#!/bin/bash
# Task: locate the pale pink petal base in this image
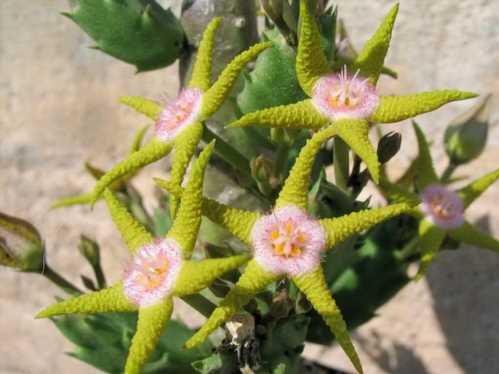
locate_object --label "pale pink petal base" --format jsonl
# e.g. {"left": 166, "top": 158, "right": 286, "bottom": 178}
{"left": 312, "top": 68, "right": 379, "bottom": 120}
{"left": 123, "top": 238, "right": 183, "bottom": 307}
{"left": 251, "top": 206, "right": 326, "bottom": 276}
{"left": 155, "top": 88, "right": 203, "bottom": 142}
{"left": 420, "top": 185, "right": 465, "bottom": 229}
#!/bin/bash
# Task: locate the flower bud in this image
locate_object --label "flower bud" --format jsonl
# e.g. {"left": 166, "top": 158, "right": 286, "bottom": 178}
{"left": 377, "top": 131, "right": 402, "bottom": 164}
{"left": 78, "top": 235, "right": 100, "bottom": 267}
{"left": 251, "top": 154, "right": 279, "bottom": 194}
{"left": 444, "top": 94, "right": 491, "bottom": 165}
{"left": 0, "top": 212, "right": 44, "bottom": 272}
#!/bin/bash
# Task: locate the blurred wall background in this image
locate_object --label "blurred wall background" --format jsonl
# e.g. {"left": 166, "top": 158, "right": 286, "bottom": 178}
{"left": 1, "top": 0, "right": 499, "bottom": 373}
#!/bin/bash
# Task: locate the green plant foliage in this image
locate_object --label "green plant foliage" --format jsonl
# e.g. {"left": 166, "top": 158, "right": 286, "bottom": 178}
{"left": 306, "top": 216, "right": 415, "bottom": 345}
{"left": 237, "top": 29, "right": 307, "bottom": 114}
{"left": 52, "top": 313, "right": 212, "bottom": 373}
{"left": 63, "top": 0, "right": 184, "bottom": 71}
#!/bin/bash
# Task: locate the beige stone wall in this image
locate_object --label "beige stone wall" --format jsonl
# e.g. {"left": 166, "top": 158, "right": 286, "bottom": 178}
{"left": 1, "top": 0, "right": 499, "bottom": 373}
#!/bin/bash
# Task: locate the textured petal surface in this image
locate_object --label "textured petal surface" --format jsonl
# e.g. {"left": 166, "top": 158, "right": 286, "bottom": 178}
{"left": 169, "top": 122, "right": 204, "bottom": 217}
{"left": 173, "top": 255, "right": 249, "bottom": 296}
{"left": 155, "top": 178, "right": 260, "bottom": 245}
{"left": 334, "top": 119, "right": 380, "bottom": 183}
{"left": 293, "top": 268, "right": 363, "bottom": 374}
{"left": 370, "top": 91, "right": 477, "bottom": 124}
{"left": 120, "top": 96, "right": 162, "bottom": 120}
{"left": 36, "top": 283, "right": 136, "bottom": 318}
{"left": 449, "top": 222, "right": 499, "bottom": 253}
{"left": 188, "top": 17, "right": 222, "bottom": 91}
{"left": 93, "top": 139, "right": 173, "bottom": 200}
{"left": 124, "top": 298, "right": 173, "bottom": 374}
{"left": 229, "top": 99, "right": 329, "bottom": 130}
{"left": 103, "top": 190, "right": 153, "bottom": 253}
{"left": 415, "top": 219, "right": 446, "bottom": 279}
{"left": 321, "top": 203, "right": 410, "bottom": 249}
{"left": 413, "top": 122, "right": 439, "bottom": 190}
{"left": 167, "top": 142, "right": 214, "bottom": 258}
{"left": 276, "top": 126, "right": 337, "bottom": 209}
{"left": 296, "top": 0, "right": 330, "bottom": 95}
{"left": 184, "top": 260, "right": 279, "bottom": 349}
{"left": 353, "top": 4, "right": 398, "bottom": 84}
{"left": 200, "top": 42, "right": 272, "bottom": 119}
{"left": 457, "top": 168, "right": 499, "bottom": 208}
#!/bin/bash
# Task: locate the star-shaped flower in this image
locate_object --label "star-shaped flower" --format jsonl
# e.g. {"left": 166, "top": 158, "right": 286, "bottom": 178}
{"left": 36, "top": 142, "right": 250, "bottom": 374}
{"left": 88, "top": 17, "right": 271, "bottom": 209}
{"left": 228, "top": 0, "right": 476, "bottom": 183}
{"left": 157, "top": 124, "right": 412, "bottom": 374}
{"left": 383, "top": 122, "right": 499, "bottom": 278}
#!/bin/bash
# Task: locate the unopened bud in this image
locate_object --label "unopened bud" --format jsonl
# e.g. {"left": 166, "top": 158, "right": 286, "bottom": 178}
{"left": 0, "top": 212, "right": 44, "bottom": 272}
{"left": 444, "top": 94, "right": 491, "bottom": 165}
{"left": 78, "top": 235, "right": 100, "bottom": 267}
{"left": 251, "top": 155, "right": 278, "bottom": 194}
{"left": 377, "top": 131, "right": 402, "bottom": 164}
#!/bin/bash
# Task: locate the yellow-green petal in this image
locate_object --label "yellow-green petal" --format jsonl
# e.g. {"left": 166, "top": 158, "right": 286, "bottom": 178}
{"left": 167, "top": 142, "right": 214, "bottom": 258}
{"left": 379, "top": 176, "right": 420, "bottom": 205}
{"left": 296, "top": 0, "right": 330, "bottom": 95}
{"left": 188, "top": 17, "right": 222, "bottom": 91}
{"left": 412, "top": 121, "right": 439, "bottom": 190}
{"left": 448, "top": 222, "right": 499, "bottom": 253}
{"left": 321, "top": 203, "right": 410, "bottom": 249}
{"left": 129, "top": 125, "right": 150, "bottom": 154}
{"left": 51, "top": 192, "right": 95, "bottom": 209}
{"left": 124, "top": 298, "right": 173, "bottom": 374}
{"left": 120, "top": 96, "right": 162, "bottom": 121}
{"left": 276, "top": 126, "right": 337, "bottom": 209}
{"left": 370, "top": 91, "right": 478, "bottom": 124}
{"left": 93, "top": 139, "right": 173, "bottom": 200}
{"left": 103, "top": 189, "right": 153, "bottom": 253}
{"left": 184, "top": 259, "right": 279, "bottom": 349}
{"left": 200, "top": 42, "right": 272, "bottom": 120}
{"left": 155, "top": 178, "right": 260, "bottom": 245}
{"left": 36, "top": 283, "right": 136, "bottom": 318}
{"left": 173, "top": 255, "right": 250, "bottom": 296}
{"left": 353, "top": 4, "right": 398, "bottom": 84}
{"left": 292, "top": 268, "right": 363, "bottom": 374}
{"left": 334, "top": 119, "right": 380, "bottom": 184}
{"left": 457, "top": 168, "right": 499, "bottom": 209}
{"left": 415, "top": 219, "right": 446, "bottom": 279}
{"left": 169, "top": 122, "right": 204, "bottom": 218}
{"left": 228, "top": 99, "right": 329, "bottom": 130}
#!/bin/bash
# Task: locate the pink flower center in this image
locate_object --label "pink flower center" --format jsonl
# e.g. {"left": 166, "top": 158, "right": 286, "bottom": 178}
{"left": 327, "top": 69, "right": 365, "bottom": 109}
{"left": 420, "top": 185, "right": 464, "bottom": 229}
{"left": 269, "top": 220, "right": 308, "bottom": 258}
{"left": 130, "top": 253, "right": 170, "bottom": 291}
{"left": 251, "top": 206, "right": 326, "bottom": 276}
{"left": 155, "top": 88, "right": 203, "bottom": 141}
{"left": 123, "top": 239, "right": 182, "bottom": 306}
{"left": 312, "top": 66, "right": 379, "bottom": 120}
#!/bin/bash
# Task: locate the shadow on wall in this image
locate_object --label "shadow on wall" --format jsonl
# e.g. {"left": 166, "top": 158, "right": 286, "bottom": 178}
{"left": 427, "top": 215, "right": 499, "bottom": 374}
{"left": 357, "top": 331, "right": 430, "bottom": 374}
{"left": 353, "top": 215, "right": 499, "bottom": 374}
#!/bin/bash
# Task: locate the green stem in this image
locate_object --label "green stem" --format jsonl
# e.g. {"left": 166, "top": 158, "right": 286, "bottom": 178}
{"left": 181, "top": 294, "right": 217, "bottom": 318}
{"left": 333, "top": 137, "right": 349, "bottom": 191}
{"left": 441, "top": 161, "right": 457, "bottom": 184}
{"left": 42, "top": 265, "right": 81, "bottom": 295}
